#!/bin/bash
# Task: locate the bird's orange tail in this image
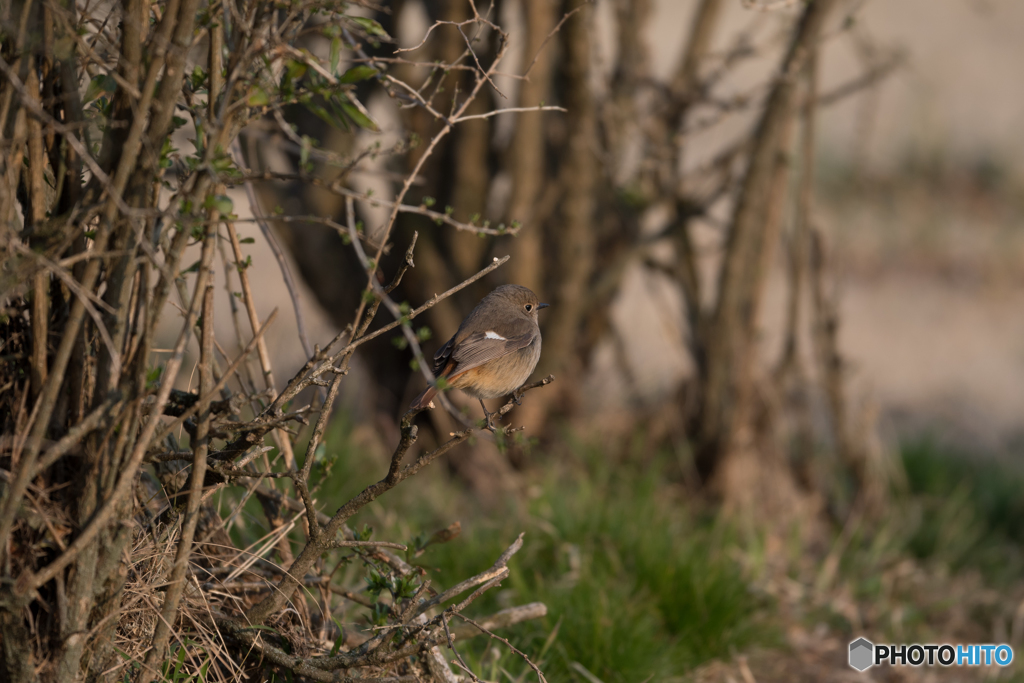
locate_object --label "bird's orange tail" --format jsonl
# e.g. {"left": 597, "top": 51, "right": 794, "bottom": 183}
{"left": 410, "top": 385, "right": 437, "bottom": 410}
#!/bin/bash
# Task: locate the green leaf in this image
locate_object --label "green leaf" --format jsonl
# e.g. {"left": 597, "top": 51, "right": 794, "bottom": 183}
{"left": 339, "top": 65, "right": 378, "bottom": 84}
{"left": 210, "top": 149, "right": 241, "bottom": 181}
{"left": 284, "top": 60, "right": 308, "bottom": 85}
{"left": 395, "top": 575, "right": 419, "bottom": 599}
{"left": 330, "top": 37, "right": 343, "bottom": 75}
{"left": 305, "top": 100, "right": 345, "bottom": 130}
{"left": 351, "top": 16, "right": 390, "bottom": 39}
{"left": 300, "top": 135, "right": 312, "bottom": 168}
{"left": 329, "top": 617, "right": 347, "bottom": 656}
{"left": 239, "top": 237, "right": 255, "bottom": 244}
{"left": 159, "top": 138, "right": 177, "bottom": 170}
{"left": 83, "top": 74, "right": 117, "bottom": 104}
{"left": 247, "top": 87, "right": 270, "bottom": 107}
{"left": 339, "top": 100, "right": 378, "bottom": 131}
{"left": 369, "top": 602, "right": 389, "bottom": 626}
{"left": 203, "top": 194, "right": 233, "bottom": 214}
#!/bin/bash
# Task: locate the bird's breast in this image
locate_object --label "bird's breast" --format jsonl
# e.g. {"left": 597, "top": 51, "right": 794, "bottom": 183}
{"left": 451, "top": 337, "right": 541, "bottom": 399}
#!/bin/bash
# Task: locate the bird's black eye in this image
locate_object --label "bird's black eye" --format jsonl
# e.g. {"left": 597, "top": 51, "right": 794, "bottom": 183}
{"left": 525, "top": 304, "right": 533, "bottom": 312}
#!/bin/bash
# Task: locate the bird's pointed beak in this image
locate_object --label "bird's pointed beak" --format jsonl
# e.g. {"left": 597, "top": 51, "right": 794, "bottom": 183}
{"left": 537, "top": 303, "right": 550, "bottom": 310}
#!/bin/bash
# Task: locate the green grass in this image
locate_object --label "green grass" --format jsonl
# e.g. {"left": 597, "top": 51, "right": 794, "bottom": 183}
{"left": 899, "top": 437, "right": 1024, "bottom": 584}
{"left": 807, "top": 438, "right": 1024, "bottom": 646}
{"left": 209, "top": 420, "right": 1024, "bottom": 681}
{"left": 287, "top": 421, "right": 773, "bottom": 681}
{"left": 405, "top": 443, "right": 773, "bottom": 682}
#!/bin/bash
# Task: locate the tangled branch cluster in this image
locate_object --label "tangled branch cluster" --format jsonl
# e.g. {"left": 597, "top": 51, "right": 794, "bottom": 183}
{"left": 0, "top": 0, "right": 557, "bottom": 680}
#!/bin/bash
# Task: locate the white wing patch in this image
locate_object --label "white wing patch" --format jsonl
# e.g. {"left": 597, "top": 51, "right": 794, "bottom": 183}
{"left": 484, "top": 331, "right": 506, "bottom": 340}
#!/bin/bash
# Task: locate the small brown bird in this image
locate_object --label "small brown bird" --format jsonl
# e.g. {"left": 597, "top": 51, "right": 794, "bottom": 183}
{"left": 410, "top": 284, "right": 548, "bottom": 428}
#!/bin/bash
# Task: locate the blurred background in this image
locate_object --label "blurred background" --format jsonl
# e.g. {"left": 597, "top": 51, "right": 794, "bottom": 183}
{"left": 183, "top": 0, "right": 1024, "bottom": 471}
{"left": 161, "top": 0, "right": 1024, "bottom": 679}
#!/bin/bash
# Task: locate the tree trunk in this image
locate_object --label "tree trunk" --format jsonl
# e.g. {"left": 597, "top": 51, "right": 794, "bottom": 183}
{"left": 504, "top": 0, "right": 558, "bottom": 294}
{"left": 695, "top": 0, "right": 838, "bottom": 482}
{"left": 514, "top": 0, "right": 598, "bottom": 430}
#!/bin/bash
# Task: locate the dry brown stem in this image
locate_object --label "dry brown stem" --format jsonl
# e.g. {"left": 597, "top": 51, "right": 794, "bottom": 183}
{"left": 0, "top": 3, "right": 551, "bottom": 680}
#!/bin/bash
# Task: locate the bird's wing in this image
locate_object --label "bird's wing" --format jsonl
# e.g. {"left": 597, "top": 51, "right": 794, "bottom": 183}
{"left": 432, "top": 335, "right": 456, "bottom": 376}
{"left": 447, "top": 327, "right": 537, "bottom": 377}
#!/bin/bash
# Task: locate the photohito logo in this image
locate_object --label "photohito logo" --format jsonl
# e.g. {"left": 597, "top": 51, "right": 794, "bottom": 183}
{"left": 849, "top": 638, "right": 1013, "bottom": 671}
{"left": 849, "top": 638, "right": 873, "bottom": 671}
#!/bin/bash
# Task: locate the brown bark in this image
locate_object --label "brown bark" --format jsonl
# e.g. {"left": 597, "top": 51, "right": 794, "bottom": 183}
{"left": 449, "top": 94, "right": 491, "bottom": 277}
{"left": 670, "top": 0, "right": 724, "bottom": 320}
{"left": 673, "top": 0, "right": 724, "bottom": 99}
{"left": 695, "top": 0, "right": 838, "bottom": 478}
{"left": 25, "top": 60, "right": 50, "bottom": 405}
{"left": 517, "top": 0, "right": 597, "bottom": 429}
{"left": 505, "top": 0, "right": 558, "bottom": 293}
{"left": 615, "top": 0, "right": 722, "bottom": 375}
{"left": 777, "top": 48, "right": 818, "bottom": 385}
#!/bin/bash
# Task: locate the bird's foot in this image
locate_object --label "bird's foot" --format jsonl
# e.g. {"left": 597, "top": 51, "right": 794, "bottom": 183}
{"left": 479, "top": 400, "right": 500, "bottom": 433}
{"left": 511, "top": 389, "right": 523, "bottom": 406}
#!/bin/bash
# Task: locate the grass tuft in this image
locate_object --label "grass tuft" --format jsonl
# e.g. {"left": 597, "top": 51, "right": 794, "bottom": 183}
{"left": 900, "top": 437, "right": 1024, "bottom": 584}
{"left": 413, "top": 445, "right": 773, "bottom": 682}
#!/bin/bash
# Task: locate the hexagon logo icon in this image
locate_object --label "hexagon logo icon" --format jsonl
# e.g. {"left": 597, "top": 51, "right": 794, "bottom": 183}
{"left": 849, "top": 638, "right": 874, "bottom": 671}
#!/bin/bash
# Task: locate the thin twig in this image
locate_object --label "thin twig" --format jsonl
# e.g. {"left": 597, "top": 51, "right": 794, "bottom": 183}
{"left": 231, "top": 139, "right": 315, "bottom": 360}
{"left": 458, "top": 614, "right": 548, "bottom": 683}
{"left": 452, "top": 104, "right": 566, "bottom": 122}
{"left": 141, "top": 285, "right": 216, "bottom": 682}
{"left": 12, "top": 242, "right": 122, "bottom": 380}
{"left": 151, "top": 309, "right": 279, "bottom": 447}
{"left": 416, "top": 533, "right": 523, "bottom": 615}
{"left": 521, "top": 1, "right": 593, "bottom": 79}
{"left": 236, "top": 172, "right": 520, "bottom": 236}
{"left": 272, "top": 254, "right": 510, "bottom": 412}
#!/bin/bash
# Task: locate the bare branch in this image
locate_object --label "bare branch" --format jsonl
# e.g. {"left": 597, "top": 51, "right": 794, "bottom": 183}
{"left": 272, "top": 254, "right": 510, "bottom": 411}
{"left": 416, "top": 534, "right": 523, "bottom": 615}
{"left": 151, "top": 309, "right": 279, "bottom": 447}
{"left": 451, "top": 104, "right": 566, "bottom": 123}
{"left": 140, "top": 285, "right": 216, "bottom": 683}
{"left": 232, "top": 140, "right": 315, "bottom": 360}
